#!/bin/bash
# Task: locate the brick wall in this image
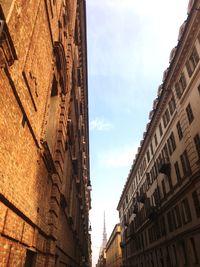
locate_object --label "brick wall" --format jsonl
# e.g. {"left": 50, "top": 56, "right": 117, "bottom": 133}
{"left": 0, "top": 0, "right": 91, "bottom": 266}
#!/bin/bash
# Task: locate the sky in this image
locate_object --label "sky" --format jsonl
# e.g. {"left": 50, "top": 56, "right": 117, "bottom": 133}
{"left": 86, "top": 0, "right": 189, "bottom": 265}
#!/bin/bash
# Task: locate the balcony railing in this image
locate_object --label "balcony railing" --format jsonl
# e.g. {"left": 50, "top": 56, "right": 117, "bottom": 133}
{"left": 158, "top": 158, "right": 171, "bottom": 175}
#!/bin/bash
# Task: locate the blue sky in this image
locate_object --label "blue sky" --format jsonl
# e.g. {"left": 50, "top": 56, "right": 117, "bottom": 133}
{"left": 86, "top": 0, "right": 189, "bottom": 265}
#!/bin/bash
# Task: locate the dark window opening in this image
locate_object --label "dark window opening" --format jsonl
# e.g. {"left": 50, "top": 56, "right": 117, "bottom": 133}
{"left": 176, "top": 121, "right": 183, "bottom": 140}
{"left": 24, "top": 250, "right": 36, "bottom": 267}
{"left": 194, "top": 133, "right": 200, "bottom": 160}
{"left": 180, "top": 150, "right": 191, "bottom": 177}
{"left": 159, "top": 123, "right": 163, "bottom": 137}
{"left": 174, "top": 161, "right": 181, "bottom": 183}
{"left": 181, "top": 198, "right": 192, "bottom": 224}
{"left": 186, "top": 46, "right": 199, "bottom": 77}
{"left": 190, "top": 237, "right": 198, "bottom": 264}
{"left": 186, "top": 103, "right": 194, "bottom": 124}
{"left": 192, "top": 190, "right": 200, "bottom": 218}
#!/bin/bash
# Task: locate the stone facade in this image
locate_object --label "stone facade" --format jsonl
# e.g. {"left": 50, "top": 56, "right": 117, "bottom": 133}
{"left": 117, "top": 0, "right": 200, "bottom": 267}
{"left": 106, "top": 224, "right": 122, "bottom": 267}
{"left": 0, "top": 0, "right": 91, "bottom": 266}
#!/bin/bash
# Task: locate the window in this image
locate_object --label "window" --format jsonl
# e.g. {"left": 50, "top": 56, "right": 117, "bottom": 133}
{"left": 167, "top": 132, "right": 176, "bottom": 155}
{"left": 181, "top": 198, "right": 192, "bottom": 224}
{"left": 190, "top": 237, "right": 198, "bottom": 264}
{"left": 160, "top": 216, "right": 166, "bottom": 236}
{"left": 180, "top": 240, "right": 187, "bottom": 265}
{"left": 176, "top": 121, "right": 183, "bottom": 140}
{"left": 175, "top": 73, "right": 187, "bottom": 100}
{"left": 173, "top": 205, "right": 182, "bottom": 228}
{"left": 168, "top": 95, "right": 176, "bottom": 115}
{"left": 180, "top": 150, "right": 191, "bottom": 177}
{"left": 174, "top": 161, "right": 181, "bottom": 183}
{"left": 163, "top": 144, "right": 169, "bottom": 159}
{"left": 163, "top": 108, "right": 170, "bottom": 128}
{"left": 186, "top": 103, "right": 194, "bottom": 124}
{"left": 24, "top": 250, "right": 36, "bottom": 267}
{"left": 161, "top": 180, "right": 166, "bottom": 197}
{"left": 186, "top": 46, "right": 199, "bottom": 77}
{"left": 154, "top": 133, "right": 158, "bottom": 147}
{"left": 172, "top": 244, "right": 178, "bottom": 266}
{"left": 159, "top": 123, "right": 163, "bottom": 137}
{"left": 179, "top": 73, "right": 187, "bottom": 91}
{"left": 167, "top": 211, "right": 174, "bottom": 232}
{"left": 150, "top": 142, "right": 153, "bottom": 155}
{"left": 147, "top": 149, "right": 150, "bottom": 162}
{"left": 194, "top": 134, "right": 200, "bottom": 160}
{"left": 192, "top": 190, "right": 200, "bottom": 218}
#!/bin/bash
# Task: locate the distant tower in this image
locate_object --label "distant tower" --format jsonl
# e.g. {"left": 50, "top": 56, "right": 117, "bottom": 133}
{"left": 99, "top": 211, "right": 107, "bottom": 256}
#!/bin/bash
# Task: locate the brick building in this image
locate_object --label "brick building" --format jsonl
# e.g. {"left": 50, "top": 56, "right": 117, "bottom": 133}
{"left": 0, "top": 0, "right": 91, "bottom": 266}
{"left": 117, "top": 0, "right": 200, "bottom": 266}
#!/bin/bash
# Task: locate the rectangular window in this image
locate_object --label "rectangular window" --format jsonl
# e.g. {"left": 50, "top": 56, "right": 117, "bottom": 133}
{"left": 186, "top": 46, "right": 199, "bottom": 77}
{"left": 147, "top": 149, "right": 150, "bottom": 162}
{"left": 163, "top": 144, "right": 169, "bottom": 159}
{"left": 167, "top": 132, "right": 176, "bottom": 155}
{"left": 150, "top": 142, "right": 153, "bottom": 155}
{"left": 181, "top": 198, "right": 192, "bottom": 224}
{"left": 159, "top": 123, "right": 163, "bottom": 137}
{"left": 179, "top": 73, "right": 187, "bottom": 91}
{"left": 161, "top": 180, "right": 166, "bottom": 197}
{"left": 194, "top": 134, "right": 200, "bottom": 160}
{"left": 174, "top": 161, "right": 181, "bottom": 182}
{"left": 180, "top": 150, "right": 191, "bottom": 177}
{"left": 24, "top": 250, "right": 36, "bottom": 267}
{"left": 176, "top": 121, "right": 183, "bottom": 140}
{"left": 186, "top": 103, "right": 194, "bottom": 124}
{"left": 180, "top": 240, "right": 187, "bottom": 265}
{"left": 168, "top": 95, "right": 176, "bottom": 115}
{"left": 192, "top": 190, "right": 200, "bottom": 218}
{"left": 173, "top": 205, "right": 182, "bottom": 228}
{"left": 160, "top": 216, "right": 166, "bottom": 236}
{"left": 154, "top": 133, "right": 158, "bottom": 147}
{"left": 175, "top": 83, "right": 181, "bottom": 99}
{"left": 167, "top": 211, "right": 174, "bottom": 232}
{"left": 172, "top": 244, "right": 178, "bottom": 266}
{"left": 190, "top": 237, "right": 199, "bottom": 264}
{"left": 175, "top": 73, "right": 187, "bottom": 99}
{"left": 163, "top": 108, "right": 170, "bottom": 128}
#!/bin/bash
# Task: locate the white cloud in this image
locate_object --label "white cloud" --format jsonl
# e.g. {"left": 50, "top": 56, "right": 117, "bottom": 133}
{"left": 90, "top": 118, "right": 113, "bottom": 131}
{"left": 98, "top": 144, "right": 137, "bottom": 168}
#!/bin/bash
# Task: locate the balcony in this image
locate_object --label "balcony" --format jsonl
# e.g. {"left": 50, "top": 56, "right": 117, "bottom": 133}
{"left": 137, "top": 192, "right": 146, "bottom": 203}
{"left": 158, "top": 159, "right": 171, "bottom": 175}
{"left": 146, "top": 206, "right": 157, "bottom": 220}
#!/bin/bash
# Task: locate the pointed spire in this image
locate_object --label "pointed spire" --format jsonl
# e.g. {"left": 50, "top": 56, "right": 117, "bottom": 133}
{"left": 103, "top": 211, "right": 107, "bottom": 242}
{"left": 99, "top": 211, "right": 107, "bottom": 257}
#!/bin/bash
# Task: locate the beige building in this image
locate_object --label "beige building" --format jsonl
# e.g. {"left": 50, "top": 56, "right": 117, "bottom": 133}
{"left": 117, "top": 0, "right": 200, "bottom": 266}
{"left": 106, "top": 224, "right": 122, "bottom": 267}
{"left": 0, "top": 0, "right": 91, "bottom": 266}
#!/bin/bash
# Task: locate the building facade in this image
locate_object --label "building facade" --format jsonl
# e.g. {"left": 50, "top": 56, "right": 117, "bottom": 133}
{"left": 106, "top": 224, "right": 122, "bottom": 267}
{"left": 0, "top": 0, "right": 91, "bottom": 266}
{"left": 117, "top": 0, "right": 200, "bottom": 266}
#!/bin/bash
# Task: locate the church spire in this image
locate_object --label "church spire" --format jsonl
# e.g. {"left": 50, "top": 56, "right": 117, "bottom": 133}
{"left": 99, "top": 211, "right": 107, "bottom": 257}
{"left": 103, "top": 211, "right": 107, "bottom": 243}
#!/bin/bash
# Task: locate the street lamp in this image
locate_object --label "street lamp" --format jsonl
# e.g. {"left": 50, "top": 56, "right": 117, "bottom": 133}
{"left": 87, "top": 180, "right": 92, "bottom": 191}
